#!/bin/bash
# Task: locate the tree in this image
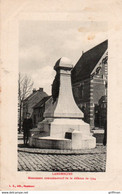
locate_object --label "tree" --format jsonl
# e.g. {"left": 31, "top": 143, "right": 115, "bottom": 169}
{"left": 18, "top": 73, "right": 34, "bottom": 133}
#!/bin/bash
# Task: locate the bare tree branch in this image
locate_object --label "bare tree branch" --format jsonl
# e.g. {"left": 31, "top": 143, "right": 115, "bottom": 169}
{"left": 18, "top": 73, "right": 34, "bottom": 101}
{"left": 18, "top": 73, "right": 34, "bottom": 132}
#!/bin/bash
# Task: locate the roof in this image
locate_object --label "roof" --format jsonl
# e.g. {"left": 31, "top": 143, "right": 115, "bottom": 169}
{"left": 33, "top": 96, "right": 51, "bottom": 109}
{"left": 23, "top": 92, "right": 35, "bottom": 101}
{"left": 71, "top": 40, "right": 108, "bottom": 84}
{"left": 23, "top": 89, "right": 48, "bottom": 102}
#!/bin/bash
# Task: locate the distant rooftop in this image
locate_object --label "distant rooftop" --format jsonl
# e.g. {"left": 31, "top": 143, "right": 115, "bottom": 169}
{"left": 24, "top": 88, "right": 48, "bottom": 102}
{"left": 33, "top": 96, "right": 51, "bottom": 109}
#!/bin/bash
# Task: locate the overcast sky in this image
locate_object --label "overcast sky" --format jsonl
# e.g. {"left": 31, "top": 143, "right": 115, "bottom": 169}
{"left": 19, "top": 21, "right": 107, "bottom": 95}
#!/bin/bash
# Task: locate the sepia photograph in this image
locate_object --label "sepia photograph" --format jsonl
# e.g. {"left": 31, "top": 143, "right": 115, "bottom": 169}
{"left": 1, "top": 0, "right": 122, "bottom": 191}
{"left": 18, "top": 21, "right": 108, "bottom": 172}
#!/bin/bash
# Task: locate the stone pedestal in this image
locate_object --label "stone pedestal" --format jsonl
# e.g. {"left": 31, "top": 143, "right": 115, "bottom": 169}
{"left": 53, "top": 57, "right": 83, "bottom": 119}
{"left": 29, "top": 57, "right": 96, "bottom": 149}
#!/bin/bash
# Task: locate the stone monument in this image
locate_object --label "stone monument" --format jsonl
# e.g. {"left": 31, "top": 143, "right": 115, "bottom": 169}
{"left": 29, "top": 57, "right": 96, "bottom": 149}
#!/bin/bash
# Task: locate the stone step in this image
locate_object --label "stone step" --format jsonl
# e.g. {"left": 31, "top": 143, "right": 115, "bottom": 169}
{"left": 29, "top": 133, "right": 96, "bottom": 150}
{"left": 29, "top": 136, "right": 72, "bottom": 150}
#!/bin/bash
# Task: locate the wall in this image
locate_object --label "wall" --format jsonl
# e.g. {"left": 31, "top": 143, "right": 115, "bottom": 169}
{"left": 32, "top": 106, "right": 45, "bottom": 127}
{"left": 72, "top": 63, "right": 107, "bottom": 128}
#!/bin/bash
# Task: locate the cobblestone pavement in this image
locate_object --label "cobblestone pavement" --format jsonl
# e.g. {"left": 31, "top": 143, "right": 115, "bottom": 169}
{"left": 18, "top": 133, "right": 106, "bottom": 172}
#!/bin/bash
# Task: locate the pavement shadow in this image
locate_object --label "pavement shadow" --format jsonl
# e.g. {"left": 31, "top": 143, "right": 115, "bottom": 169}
{"left": 18, "top": 143, "right": 30, "bottom": 148}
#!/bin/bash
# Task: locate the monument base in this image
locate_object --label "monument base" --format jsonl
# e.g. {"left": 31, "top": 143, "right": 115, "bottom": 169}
{"left": 50, "top": 118, "right": 91, "bottom": 138}
{"left": 29, "top": 136, "right": 72, "bottom": 149}
{"left": 29, "top": 134, "right": 96, "bottom": 150}
{"left": 29, "top": 118, "right": 96, "bottom": 150}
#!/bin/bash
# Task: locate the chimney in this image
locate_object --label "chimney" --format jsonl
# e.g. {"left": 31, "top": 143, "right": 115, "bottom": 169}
{"left": 39, "top": 87, "right": 43, "bottom": 92}
{"left": 33, "top": 88, "right": 36, "bottom": 93}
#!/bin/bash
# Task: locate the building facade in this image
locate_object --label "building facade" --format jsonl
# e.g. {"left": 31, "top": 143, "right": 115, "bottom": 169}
{"left": 23, "top": 88, "right": 48, "bottom": 123}
{"left": 71, "top": 40, "right": 108, "bottom": 129}
{"left": 32, "top": 96, "right": 51, "bottom": 127}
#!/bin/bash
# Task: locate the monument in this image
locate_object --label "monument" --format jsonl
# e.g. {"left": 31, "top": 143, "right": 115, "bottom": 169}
{"left": 29, "top": 57, "right": 96, "bottom": 149}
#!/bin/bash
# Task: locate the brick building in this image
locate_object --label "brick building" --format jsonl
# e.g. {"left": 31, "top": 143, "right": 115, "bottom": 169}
{"left": 71, "top": 40, "right": 108, "bottom": 129}
{"left": 23, "top": 88, "right": 48, "bottom": 123}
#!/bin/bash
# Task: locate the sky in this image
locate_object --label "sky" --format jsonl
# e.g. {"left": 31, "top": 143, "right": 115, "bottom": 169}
{"left": 19, "top": 21, "right": 107, "bottom": 95}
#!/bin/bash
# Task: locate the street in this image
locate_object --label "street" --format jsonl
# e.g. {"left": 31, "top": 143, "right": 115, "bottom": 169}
{"left": 18, "top": 133, "right": 106, "bottom": 172}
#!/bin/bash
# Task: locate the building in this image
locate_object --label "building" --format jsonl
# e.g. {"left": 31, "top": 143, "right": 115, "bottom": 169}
{"left": 32, "top": 96, "right": 51, "bottom": 127}
{"left": 23, "top": 88, "right": 48, "bottom": 123}
{"left": 71, "top": 40, "right": 108, "bottom": 129}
